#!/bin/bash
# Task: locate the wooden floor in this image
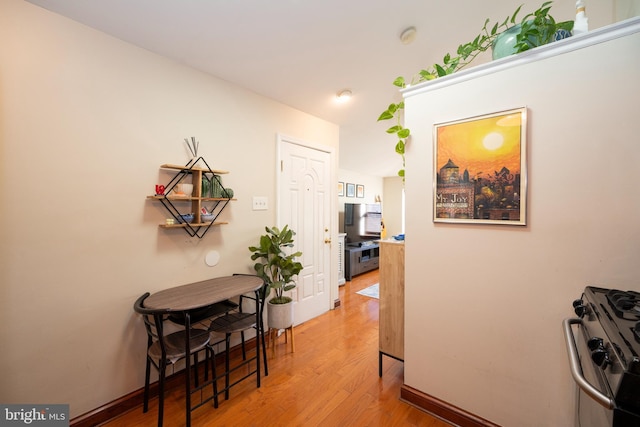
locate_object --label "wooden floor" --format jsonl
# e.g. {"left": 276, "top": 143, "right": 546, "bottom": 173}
{"left": 105, "top": 270, "right": 450, "bottom": 426}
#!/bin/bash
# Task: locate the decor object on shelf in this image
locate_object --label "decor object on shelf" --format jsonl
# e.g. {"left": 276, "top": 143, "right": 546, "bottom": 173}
{"left": 211, "top": 175, "right": 224, "bottom": 198}
{"left": 174, "top": 183, "right": 193, "bottom": 197}
{"left": 377, "top": 1, "right": 572, "bottom": 177}
{"left": 178, "top": 214, "right": 194, "bottom": 223}
{"left": 249, "top": 225, "right": 303, "bottom": 330}
{"left": 201, "top": 175, "right": 211, "bottom": 198}
{"left": 573, "top": 0, "right": 589, "bottom": 35}
{"left": 433, "top": 107, "right": 527, "bottom": 225}
{"left": 184, "top": 136, "right": 201, "bottom": 167}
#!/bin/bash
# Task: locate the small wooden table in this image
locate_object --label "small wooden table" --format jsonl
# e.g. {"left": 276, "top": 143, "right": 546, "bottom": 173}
{"left": 144, "top": 275, "right": 263, "bottom": 426}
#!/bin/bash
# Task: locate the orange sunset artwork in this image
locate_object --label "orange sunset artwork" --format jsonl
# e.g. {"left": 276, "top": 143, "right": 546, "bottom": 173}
{"left": 434, "top": 109, "right": 526, "bottom": 224}
{"left": 436, "top": 112, "right": 522, "bottom": 178}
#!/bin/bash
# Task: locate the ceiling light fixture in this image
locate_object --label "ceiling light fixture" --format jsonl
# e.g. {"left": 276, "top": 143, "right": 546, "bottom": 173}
{"left": 400, "top": 26, "right": 417, "bottom": 45}
{"left": 336, "top": 89, "right": 352, "bottom": 102}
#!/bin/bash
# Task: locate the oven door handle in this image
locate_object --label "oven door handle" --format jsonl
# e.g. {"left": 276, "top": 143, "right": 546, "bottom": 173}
{"left": 563, "top": 318, "right": 614, "bottom": 409}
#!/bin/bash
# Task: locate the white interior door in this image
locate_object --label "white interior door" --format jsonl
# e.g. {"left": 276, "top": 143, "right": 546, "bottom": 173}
{"left": 278, "top": 135, "right": 332, "bottom": 325}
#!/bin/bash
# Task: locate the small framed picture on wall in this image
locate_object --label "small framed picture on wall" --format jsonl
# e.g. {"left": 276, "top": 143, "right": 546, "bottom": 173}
{"left": 338, "top": 181, "right": 344, "bottom": 197}
{"left": 346, "top": 183, "right": 355, "bottom": 197}
{"left": 356, "top": 184, "right": 364, "bottom": 198}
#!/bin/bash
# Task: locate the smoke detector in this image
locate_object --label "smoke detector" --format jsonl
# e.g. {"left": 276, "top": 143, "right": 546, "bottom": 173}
{"left": 400, "top": 26, "right": 417, "bottom": 45}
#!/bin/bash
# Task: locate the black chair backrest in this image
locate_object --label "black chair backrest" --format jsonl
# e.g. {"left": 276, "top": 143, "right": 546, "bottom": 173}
{"left": 233, "top": 273, "right": 268, "bottom": 312}
{"left": 133, "top": 292, "right": 171, "bottom": 357}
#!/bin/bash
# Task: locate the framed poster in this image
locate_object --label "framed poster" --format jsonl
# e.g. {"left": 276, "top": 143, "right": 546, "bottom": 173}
{"left": 338, "top": 181, "right": 344, "bottom": 197}
{"left": 433, "top": 107, "right": 527, "bottom": 225}
{"left": 356, "top": 184, "right": 364, "bottom": 198}
{"left": 346, "top": 183, "right": 355, "bottom": 197}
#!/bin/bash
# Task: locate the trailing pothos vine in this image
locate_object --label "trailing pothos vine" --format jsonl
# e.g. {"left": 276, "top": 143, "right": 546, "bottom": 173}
{"left": 377, "top": 1, "right": 572, "bottom": 177}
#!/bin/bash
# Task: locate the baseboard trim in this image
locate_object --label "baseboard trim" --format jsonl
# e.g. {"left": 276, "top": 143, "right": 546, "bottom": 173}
{"left": 400, "top": 384, "right": 501, "bottom": 427}
{"left": 70, "top": 337, "right": 259, "bottom": 427}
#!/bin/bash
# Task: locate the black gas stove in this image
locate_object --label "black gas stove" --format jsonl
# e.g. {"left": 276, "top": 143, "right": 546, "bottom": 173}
{"left": 564, "top": 286, "right": 640, "bottom": 427}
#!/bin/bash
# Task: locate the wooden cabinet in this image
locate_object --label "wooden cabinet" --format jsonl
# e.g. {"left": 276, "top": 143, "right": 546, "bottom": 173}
{"left": 378, "top": 240, "right": 404, "bottom": 376}
{"left": 147, "top": 157, "right": 234, "bottom": 238}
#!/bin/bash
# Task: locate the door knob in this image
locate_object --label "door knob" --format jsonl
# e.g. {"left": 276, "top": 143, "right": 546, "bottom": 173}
{"left": 324, "top": 238, "right": 332, "bottom": 244}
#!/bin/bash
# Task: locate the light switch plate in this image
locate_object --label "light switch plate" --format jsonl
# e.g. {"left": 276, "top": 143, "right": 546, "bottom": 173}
{"left": 252, "top": 196, "right": 268, "bottom": 211}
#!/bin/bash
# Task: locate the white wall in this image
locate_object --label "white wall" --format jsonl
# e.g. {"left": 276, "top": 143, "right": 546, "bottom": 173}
{"left": 337, "top": 168, "right": 383, "bottom": 233}
{"left": 0, "top": 0, "right": 338, "bottom": 418}
{"left": 383, "top": 176, "right": 404, "bottom": 237}
{"left": 403, "top": 22, "right": 640, "bottom": 426}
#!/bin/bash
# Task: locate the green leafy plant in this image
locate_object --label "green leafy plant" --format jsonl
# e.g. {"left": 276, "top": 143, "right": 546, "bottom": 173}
{"left": 515, "top": 2, "right": 574, "bottom": 51}
{"left": 249, "top": 225, "right": 303, "bottom": 304}
{"left": 378, "top": 1, "right": 572, "bottom": 177}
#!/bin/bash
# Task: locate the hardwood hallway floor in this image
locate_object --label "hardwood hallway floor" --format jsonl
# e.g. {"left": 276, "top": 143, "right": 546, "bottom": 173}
{"left": 107, "top": 270, "right": 450, "bottom": 426}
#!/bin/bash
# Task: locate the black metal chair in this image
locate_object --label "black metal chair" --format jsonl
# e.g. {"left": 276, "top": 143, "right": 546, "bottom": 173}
{"left": 133, "top": 293, "right": 217, "bottom": 427}
{"left": 208, "top": 274, "right": 269, "bottom": 402}
{"left": 233, "top": 274, "right": 269, "bottom": 376}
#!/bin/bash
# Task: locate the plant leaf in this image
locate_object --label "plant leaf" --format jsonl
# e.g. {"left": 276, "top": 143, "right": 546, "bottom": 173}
{"left": 397, "top": 128, "right": 410, "bottom": 138}
{"left": 419, "top": 70, "right": 436, "bottom": 80}
{"left": 377, "top": 110, "right": 393, "bottom": 121}
{"left": 557, "top": 20, "right": 574, "bottom": 31}
{"left": 511, "top": 4, "right": 523, "bottom": 23}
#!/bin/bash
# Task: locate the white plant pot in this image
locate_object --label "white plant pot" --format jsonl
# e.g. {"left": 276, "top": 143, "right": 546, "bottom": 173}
{"left": 267, "top": 300, "right": 294, "bottom": 330}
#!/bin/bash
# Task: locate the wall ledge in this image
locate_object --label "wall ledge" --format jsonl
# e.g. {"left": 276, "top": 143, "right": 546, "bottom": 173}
{"left": 403, "top": 16, "right": 640, "bottom": 99}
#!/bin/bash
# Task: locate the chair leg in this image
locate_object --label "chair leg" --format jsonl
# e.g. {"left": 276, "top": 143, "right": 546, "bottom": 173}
{"left": 157, "top": 360, "right": 166, "bottom": 427}
{"left": 224, "top": 334, "right": 231, "bottom": 400}
{"left": 193, "top": 352, "right": 199, "bottom": 387}
{"left": 143, "top": 358, "right": 151, "bottom": 413}
{"left": 204, "top": 349, "right": 209, "bottom": 381}
{"left": 240, "top": 331, "right": 247, "bottom": 360}
{"left": 209, "top": 347, "right": 219, "bottom": 408}
{"left": 260, "top": 321, "right": 269, "bottom": 376}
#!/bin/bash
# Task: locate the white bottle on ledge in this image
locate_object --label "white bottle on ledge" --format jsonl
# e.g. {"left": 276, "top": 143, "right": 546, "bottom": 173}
{"left": 573, "top": 0, "right": 589, "bottom": 35}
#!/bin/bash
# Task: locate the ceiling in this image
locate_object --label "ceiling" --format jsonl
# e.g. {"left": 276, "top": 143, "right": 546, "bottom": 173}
{"left": 25, "top": 0, "right": 577, "bottom": 177}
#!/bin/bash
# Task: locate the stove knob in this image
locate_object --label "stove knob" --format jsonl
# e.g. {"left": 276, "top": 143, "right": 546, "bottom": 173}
{"left": 572, "top": 299, "right": 586, "bottom": 317}
{"left": 591, "top": 348, "right": 610, "bottom": 368}
{"left": 587, "top": 337, "right": 604, "bottom": 351}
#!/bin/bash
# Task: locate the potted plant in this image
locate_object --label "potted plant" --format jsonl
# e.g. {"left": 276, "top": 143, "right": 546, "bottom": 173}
{"left": 249, "top": 225, "right": 303, "bottom": 329}
{"left": 378, "top": 1, "right": 573, "bottom": 177}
